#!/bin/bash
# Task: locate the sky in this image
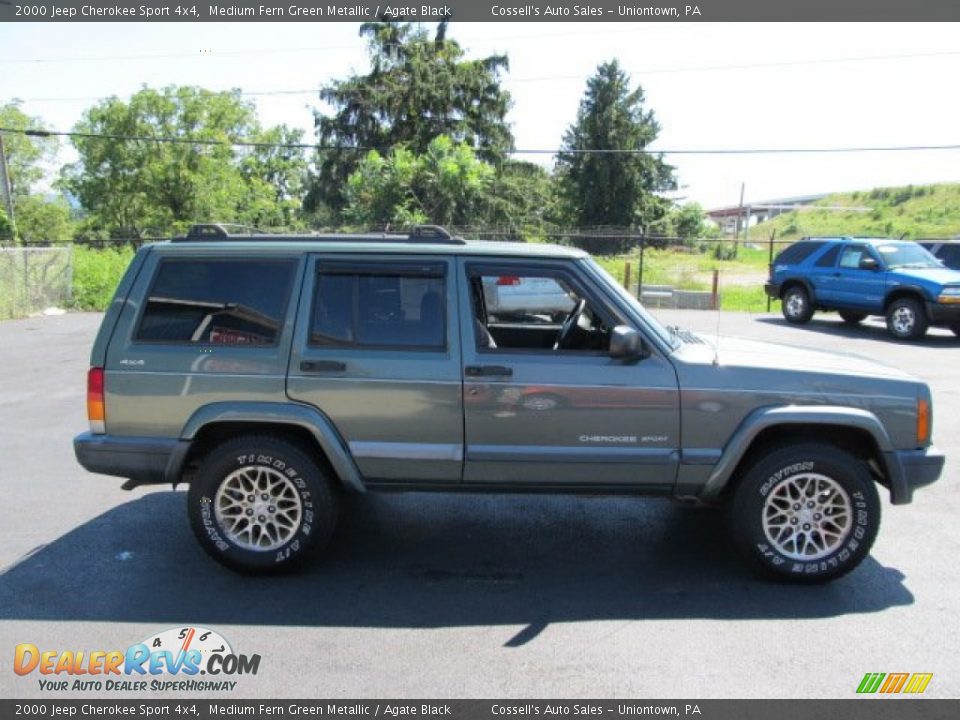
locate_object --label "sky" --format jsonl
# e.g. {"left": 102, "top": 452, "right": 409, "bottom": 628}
{"left": 1, "top": 21, "right": 959, "bottom": 209}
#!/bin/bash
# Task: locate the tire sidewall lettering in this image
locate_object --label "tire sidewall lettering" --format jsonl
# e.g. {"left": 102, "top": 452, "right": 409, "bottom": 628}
{"left": 205, "top": 454, "right": 313, "bottom": 559}
{"left": 750, "top": 456, "right": 876, "bottom": 578}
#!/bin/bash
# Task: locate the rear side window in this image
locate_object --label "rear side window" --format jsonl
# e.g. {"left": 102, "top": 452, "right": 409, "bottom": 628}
{"left": 136, "top": 259, "right": 296, "bottom": 346}
{"left": 935, "top": 244, "right": 960, "bottom": 269}
{"left": 773, "top": 241, "right": 821, "bottom": 266}
{"left": 814, "top": 245, "right": 841, "bottom": 267}
{"left": 311, "top": 263, "right": 446, "bottom": 350}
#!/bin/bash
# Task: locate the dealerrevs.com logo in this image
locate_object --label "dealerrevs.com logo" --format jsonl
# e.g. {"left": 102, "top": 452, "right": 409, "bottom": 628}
{"left": 13, "top": 627, "right": 260, "bottom": 692}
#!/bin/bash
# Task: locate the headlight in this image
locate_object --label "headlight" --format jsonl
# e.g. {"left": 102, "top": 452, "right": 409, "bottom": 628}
{"left": 937, "top": 286, "right": 960, "bottom": 303}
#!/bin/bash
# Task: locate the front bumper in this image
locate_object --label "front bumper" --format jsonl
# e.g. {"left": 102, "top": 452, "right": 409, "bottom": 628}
{"left": 764, "top": 281, "right": 780, "bottom": 299}
{"left": 926, "top": 301, "right": 960, "bottom": 326}
{"left": 883, "top": 445, "right": 945, "bottom": 505}
{"left": 74, "top": 432, "right": 188, "bottom": 488}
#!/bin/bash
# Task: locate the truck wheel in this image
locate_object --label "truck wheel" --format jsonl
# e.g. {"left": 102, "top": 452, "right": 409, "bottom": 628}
{"left": 838, "top": 311, "right": 867, "bottom": 325}
{"left": 728, "top": 443, "right": 880, "bottom": 583}
{"left": 886, "top": 297, "right": 928, "bottom": 340}
{"left": 781, "top": 285, "right": 814, "bottom": 324}
{"left": 187, "top": 435, "right": 338, "bottom": 574}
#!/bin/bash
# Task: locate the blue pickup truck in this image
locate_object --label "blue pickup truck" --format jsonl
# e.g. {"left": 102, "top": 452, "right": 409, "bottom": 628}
{"left": 764, "top": 237, "right": 960, "bottom": 340}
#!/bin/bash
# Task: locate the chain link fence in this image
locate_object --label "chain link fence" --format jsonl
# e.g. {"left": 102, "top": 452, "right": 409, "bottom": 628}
{"left": 0, "top": 246, "right": 73, "bottom": 320}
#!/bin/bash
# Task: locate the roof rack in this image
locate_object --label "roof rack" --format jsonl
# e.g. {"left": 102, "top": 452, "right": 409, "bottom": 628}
{"left": 176, "top": 223, "right": 467, "bottom": 245}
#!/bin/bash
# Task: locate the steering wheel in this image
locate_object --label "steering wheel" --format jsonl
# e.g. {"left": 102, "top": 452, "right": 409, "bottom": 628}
{"left": 553, "top": 298, "right": 587, "bottom": 350}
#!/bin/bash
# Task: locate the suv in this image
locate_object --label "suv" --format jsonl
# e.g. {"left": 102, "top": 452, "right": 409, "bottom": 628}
{"left": 74, "top": 225, "right": 944, "bottom": 582}
{"left": 765, "top": 237, "right": 960, "bottom": 340}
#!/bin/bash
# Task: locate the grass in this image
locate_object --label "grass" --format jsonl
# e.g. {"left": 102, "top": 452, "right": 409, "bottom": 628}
{"left": 70, "top": 245, "right": 136, "bottom": 311}
{"left": 594, "top": 243, "right": 773, "bottom": 312}
{"left": 748, "top": 182, "right": 960, "bottom": 241}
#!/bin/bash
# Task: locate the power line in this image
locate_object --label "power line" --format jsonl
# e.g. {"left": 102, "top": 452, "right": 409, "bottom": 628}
{"left": 0, "top": 28, "right": 635, "bottom": 65}
{"left": 9, "top": 49, "right": 960, "bottom": 104}
{"left": 3, "top": 126, "right": 960, "bottom": 156}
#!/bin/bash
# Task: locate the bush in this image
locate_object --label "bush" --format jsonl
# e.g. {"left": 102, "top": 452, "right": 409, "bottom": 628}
{"left": 71, "top": 245, "right": 135, "bottom": 310}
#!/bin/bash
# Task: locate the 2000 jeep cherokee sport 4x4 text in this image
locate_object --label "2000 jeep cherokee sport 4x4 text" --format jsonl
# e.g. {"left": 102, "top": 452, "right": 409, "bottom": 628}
{"left": 74, "top": 225, "right": 944, "bottom": 582}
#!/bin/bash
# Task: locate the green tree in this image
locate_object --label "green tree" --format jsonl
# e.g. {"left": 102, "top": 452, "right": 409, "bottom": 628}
{"left": 343, "top": 136, "right": 495, "bottom": 228}
{"left": 555, "top": 60, "right": 675, "bottom": 229}
{"left": 13, "top": 195, "right": 74, "bottom": 244}
{"left": 0, "top": 102, "right": 59, "bottom": 198}
{"left": 62, "top": 86, "right": 307, "bottom": 237}
{"left": 307, "top": 21, "right": 513, "bottom": 217}
{"left": 0, "top": 207, "right": 12, "bottom": 241}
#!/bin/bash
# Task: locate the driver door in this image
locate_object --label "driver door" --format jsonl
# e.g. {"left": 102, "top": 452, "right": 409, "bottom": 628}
{"left": 458, "top": 258, "right": 680, "bottom": 490}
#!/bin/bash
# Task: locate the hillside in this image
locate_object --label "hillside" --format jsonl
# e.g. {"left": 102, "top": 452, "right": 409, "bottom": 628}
{"left": 745, "top": 183, "right": 960, "bottom": 241}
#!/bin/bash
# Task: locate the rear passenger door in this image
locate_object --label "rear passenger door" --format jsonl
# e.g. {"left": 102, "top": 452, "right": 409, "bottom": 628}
{"left": 287, "top": 255, "right": 463, "bottom": 483}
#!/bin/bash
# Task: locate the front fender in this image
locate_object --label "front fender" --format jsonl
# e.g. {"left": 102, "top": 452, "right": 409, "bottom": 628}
{"left": 698, "top": 405, "right": 894, "bottom": 501}
{"left": 172, "top": 401, "right": 365, "bottom": 493}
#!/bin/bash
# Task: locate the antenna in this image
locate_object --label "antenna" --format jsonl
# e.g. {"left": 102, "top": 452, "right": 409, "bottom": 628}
{"left": 712, "top": 268, "right": 721, "bottom": 366}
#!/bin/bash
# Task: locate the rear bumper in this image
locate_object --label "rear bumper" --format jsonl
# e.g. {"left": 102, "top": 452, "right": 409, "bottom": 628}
{"left": 764, "top": 282, "right": 780, "bottom": 299}
{"left": 926, "top": 301, "right": 960, "bottom": 326}
{"left": 883, "top": 445, "right": 945, "bottom": 505}
{"left": 74, "top": 432, "right": 188, "bottom": 488}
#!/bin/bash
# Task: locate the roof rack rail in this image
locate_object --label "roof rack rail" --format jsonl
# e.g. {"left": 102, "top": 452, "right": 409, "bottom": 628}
{"left": 176, "top": 223, "right": 467, "bottom": 244}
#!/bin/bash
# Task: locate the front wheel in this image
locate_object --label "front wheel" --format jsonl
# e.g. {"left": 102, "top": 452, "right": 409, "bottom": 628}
{"left": 781, "top": 286, "right": 814, "bottom": 324}
{"left": 187, "top": 435, "right": 339, "bottom": 573}
{"left": 886, "top": 297, "right": 928, "bottom": 340}
{"left": 728, "top": 443, "right": 880, "bottom": 583}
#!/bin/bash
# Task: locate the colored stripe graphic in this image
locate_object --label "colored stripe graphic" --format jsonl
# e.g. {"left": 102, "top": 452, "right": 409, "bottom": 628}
{"left": 880, "top": 673, "right": 909, "bottom": 693}
{"left": 903, "top": 673, "right": 933, "bottom": 694}
{"left": 857, "top": 673, "right": 886, "bottom": 693}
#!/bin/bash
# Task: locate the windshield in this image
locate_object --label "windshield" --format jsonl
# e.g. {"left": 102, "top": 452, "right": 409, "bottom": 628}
{"left": 581, "top": 258, "right": 680, "bottom": 349}
{"left": 874, "top": 242, "right": 942, "bottom": 269}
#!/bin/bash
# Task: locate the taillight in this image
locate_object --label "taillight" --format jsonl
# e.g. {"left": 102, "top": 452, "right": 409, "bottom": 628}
{"left": 496, "top": 276, "right": 521, "bottom": 286}
{"left": 87, "top": 367, "right": 105, "bottom": 434}
{"left": 917, "top": 398, "right": 930, "bottom": 446}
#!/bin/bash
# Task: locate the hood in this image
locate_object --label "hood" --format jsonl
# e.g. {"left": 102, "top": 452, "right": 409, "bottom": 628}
{"left": 676, "top": 334, "right": 915, "bottom": 381}
{"left": 889, "top": 266, "right": 960, "bottom": 286}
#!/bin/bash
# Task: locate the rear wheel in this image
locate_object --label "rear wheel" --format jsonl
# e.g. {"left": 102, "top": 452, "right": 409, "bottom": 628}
{"left": 838, "top": 310, "right": 867, "bottom": 325}
{"left": 885, "top": 297, "right": 928, "bottom": 340}
{"left": 781, "top": 285, "right": 814, "bottom": 324}
{"left": 187, "top": 435, "right": 339, "bottom": 573}
{"left": 728, "top": 443, "right": 880, "bottom": 583}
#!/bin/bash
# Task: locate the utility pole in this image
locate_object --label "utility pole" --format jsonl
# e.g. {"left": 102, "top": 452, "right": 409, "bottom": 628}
{"left": 734, "top": 182, "right": 745, "bottom": 256}
{"left": 0, "top": 134, "right": 15, "bottom": 240}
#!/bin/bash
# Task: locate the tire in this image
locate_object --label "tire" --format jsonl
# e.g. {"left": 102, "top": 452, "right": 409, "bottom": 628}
{"left": 187, "top": 435, "right": 339, "bottom": 574}
{"left": 950, "top": 322, "right": 960, "bottom": 338}
{"left": 885, "top": 297, "right": 928, "bottom": 340}
{"left": 781, "top": 285, "right": 814, "bottom": 324}
{"left": 838, "top": 311, "right": 867, "bottom": 325}
{"left": 727, "top": 442, "right": 881, "bottom": 583}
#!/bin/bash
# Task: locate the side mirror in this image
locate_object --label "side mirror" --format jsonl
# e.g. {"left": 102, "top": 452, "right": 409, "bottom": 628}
{"left": 610, "top": 325, "right": 644, "bottom": 360}
{"left": 859, "top": 256, "right": 880, "bottom": 271}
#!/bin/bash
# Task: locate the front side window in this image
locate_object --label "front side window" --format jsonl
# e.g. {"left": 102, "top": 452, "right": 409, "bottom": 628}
{"left": 470, "top": 269, "right": 611, "bottom": 352}
{"left": 311, "top": 265, "right": 446, "bottom": 350}
{"left": 838, "top": 245, "right": 872, "bottom": 269}
{"left": 136, "top": 259, "right": 295, "bottom": 345}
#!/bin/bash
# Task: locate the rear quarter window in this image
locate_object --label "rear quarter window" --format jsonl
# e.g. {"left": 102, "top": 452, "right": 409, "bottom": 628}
{"left": 773, "top": 241, "right": 821, "bottom": 266}
{"left": 135, "top": 258, "right": 296, "bottom": 346}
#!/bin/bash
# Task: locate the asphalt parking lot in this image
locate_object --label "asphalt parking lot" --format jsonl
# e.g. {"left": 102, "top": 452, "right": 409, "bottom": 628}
{"left": 0, "top": 309, "right": 958, "bottom": 698}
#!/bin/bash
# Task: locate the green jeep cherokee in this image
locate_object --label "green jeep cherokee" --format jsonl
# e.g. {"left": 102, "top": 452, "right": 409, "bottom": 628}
{"left": 74, "top": 225, "right": 944, "bottom": 582}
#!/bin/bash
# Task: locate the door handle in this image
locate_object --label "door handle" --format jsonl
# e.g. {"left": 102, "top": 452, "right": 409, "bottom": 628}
{"left": 300, "top": 360, "right": 347, "bottom": 373}
{"left": 465, "top": 365, "right": 513, "bottom": 378}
